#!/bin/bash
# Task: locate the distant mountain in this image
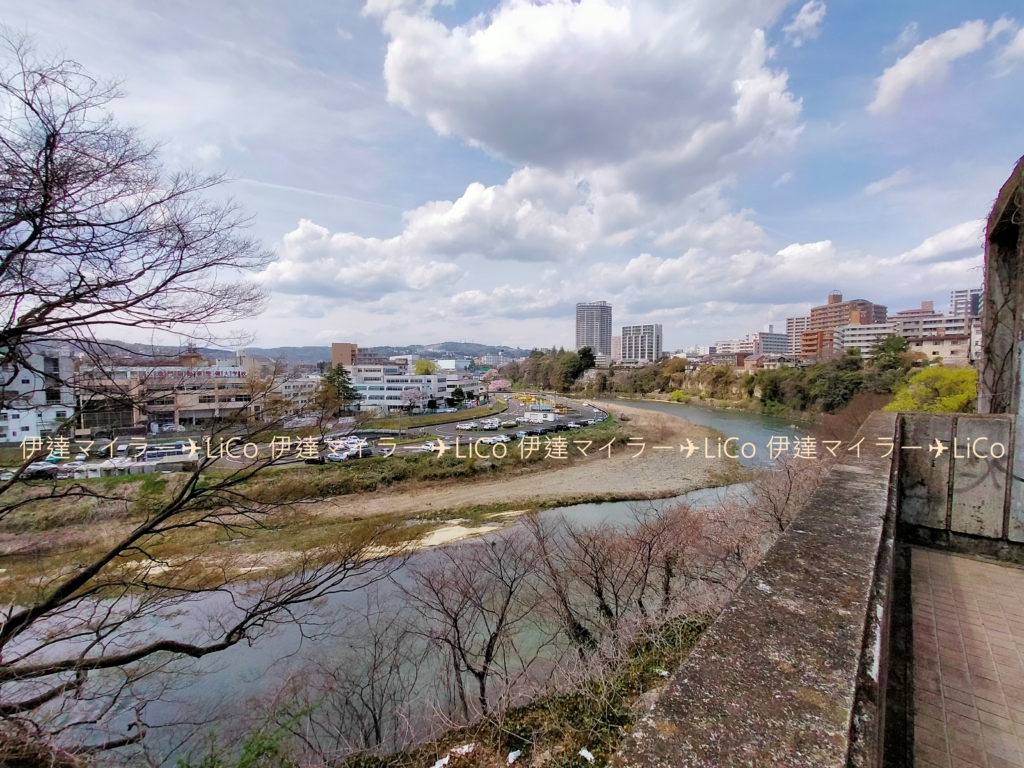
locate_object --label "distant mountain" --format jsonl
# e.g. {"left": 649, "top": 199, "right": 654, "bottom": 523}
{"left": 88, "top": 341, "right": 532, "bottom": 364}
{"left": 241, "top": 342, "right": 532, "bottom": 362}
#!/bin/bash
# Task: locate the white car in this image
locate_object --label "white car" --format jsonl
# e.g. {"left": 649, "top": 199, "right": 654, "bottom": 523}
{"left": 492, "top": 434, "right": 512, "bottom": 443}
{"left": 74, "top": 452, "right": 87, "bottom": 461}
{"left": 422, "top": 441, "right": 440, "bottom": 451}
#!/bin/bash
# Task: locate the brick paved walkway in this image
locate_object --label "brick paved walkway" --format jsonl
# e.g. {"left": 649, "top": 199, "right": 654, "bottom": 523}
{"left": 913, "top": 547, "right": 1024, "bottom": 767}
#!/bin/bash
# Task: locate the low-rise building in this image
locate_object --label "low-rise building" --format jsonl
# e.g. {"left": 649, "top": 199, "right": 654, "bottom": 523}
{"left": 346, "top": 365, "right": 448, "bottom": 412}
{"left": 76, "top": 359, "right": 254, "bottom": 433}
{"left": 907, "top": 335, "right": 971, "bottom": 366}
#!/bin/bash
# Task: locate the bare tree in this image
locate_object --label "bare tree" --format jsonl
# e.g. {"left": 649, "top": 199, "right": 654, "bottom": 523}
{"left": 0, "top": 36, "right": 408, "bottom": 760}
{"left": 0, "top": 33, "right": 270, "bottom": 381}
{"left": 403, "top": 533, "right": 540, "bottom": 722}
{"left": 744, "top": 456, "right": 827, "bottom": 534}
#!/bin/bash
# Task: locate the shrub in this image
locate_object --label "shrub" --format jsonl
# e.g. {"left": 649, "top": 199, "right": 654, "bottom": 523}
{"left": 884, "top": 367, "right": 977, "bottom": 413}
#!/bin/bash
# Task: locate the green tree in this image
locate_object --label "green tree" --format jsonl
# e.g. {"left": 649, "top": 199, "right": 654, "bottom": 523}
{"left": 323, "top": 365, "right": 360, "bottom": 406}
{"left": 884, "top": 367, "right": 978, "bottom": 413}
{"left": 414, "top": 358, "right": 438, "bottom": 375}
{"left": 451, "top": 386, "right": 466, "bottom": 404}
{"left": 557, "top": 352, "right": 585, "bottom": 390}
{"left": 577, "top": 346, "right": 596, "bottom": 370}
{"left": 871, "top": 336, "right": 910, "bottom": 372}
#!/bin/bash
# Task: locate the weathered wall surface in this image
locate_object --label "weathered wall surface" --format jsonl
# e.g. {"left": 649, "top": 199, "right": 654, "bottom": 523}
{"left": 896, "top": 414, "right": 1021, "bottom": 557}
{"left": 616, "top": 412, "right": 899, "bottom": 768}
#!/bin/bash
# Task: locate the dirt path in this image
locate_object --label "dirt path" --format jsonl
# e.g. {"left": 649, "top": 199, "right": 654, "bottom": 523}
{"left": 312, "top": 402, "right": 733, "bottom": 520}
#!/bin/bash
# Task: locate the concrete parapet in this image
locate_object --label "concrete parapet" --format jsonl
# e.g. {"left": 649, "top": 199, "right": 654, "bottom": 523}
{"left": 617, "top": 412, "right": 899, "bottom": 767}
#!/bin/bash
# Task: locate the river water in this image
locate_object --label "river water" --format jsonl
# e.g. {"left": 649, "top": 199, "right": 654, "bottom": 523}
{"left": 126, "top": 402, "right": 809, "bottom": 759}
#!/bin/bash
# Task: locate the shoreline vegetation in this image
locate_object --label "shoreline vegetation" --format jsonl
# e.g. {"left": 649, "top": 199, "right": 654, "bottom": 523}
{"left": 499, "top": 337, "right": 979, "bottom": 426}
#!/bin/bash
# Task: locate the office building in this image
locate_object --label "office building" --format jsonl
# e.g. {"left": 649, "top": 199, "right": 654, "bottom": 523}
{"left": 809, "top": 291, "right": 887, "bottom": 331}
{"left": 621, "top": 324, "right": 663, "bottom": 363}
{"left": 611, "top": 335, "right": 622, "bottom": 363}
{"left": 950, "top": 289, "right": 982, "bottom": 318}
{"left": 576, "top": 301, "right": 613, "bottom": 356}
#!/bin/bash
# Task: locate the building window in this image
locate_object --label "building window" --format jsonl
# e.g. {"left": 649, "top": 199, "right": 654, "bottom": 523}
{"left": 55, "top": 411, "right": 67, "bottom": 419}
{"left": 199, "top": 396, "right": 216, "bottom": 404}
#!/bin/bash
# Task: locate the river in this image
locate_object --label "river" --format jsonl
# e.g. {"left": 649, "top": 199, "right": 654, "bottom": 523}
{"left": 113, "top": 404, "right": 808, "bottom": 761}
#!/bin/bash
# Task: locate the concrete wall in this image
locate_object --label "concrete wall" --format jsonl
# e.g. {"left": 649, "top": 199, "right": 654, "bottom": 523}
{"left": 896, "top": 413, "right": 1024, "bottom": 561}
{"left": 617, "top": 412, "right": 900, "bottom": 767}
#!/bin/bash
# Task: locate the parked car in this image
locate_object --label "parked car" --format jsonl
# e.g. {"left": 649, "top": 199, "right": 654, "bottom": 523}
{"left": 74, "top": 452, "right": 87, "bottom": 461}
{"left": 344, "top": 446, "right": 374, "bottom": 460}
{"left": 304, "top": 456, "right": 326, "bottom": 465}
{"left": 492, "top": 434, "right": 511, "bottom": 443}
{"left": 566, "top": 422, "right": 581, "bottom": 429}
{"left": 422, "top": 441, "right": 440, "bottom": 451}
{"left": 514, "top": 431, "right": 529, "bottom": 440}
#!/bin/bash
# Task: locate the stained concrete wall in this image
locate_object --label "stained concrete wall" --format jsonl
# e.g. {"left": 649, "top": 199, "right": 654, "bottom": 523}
{"left": 896, "top": 414, "right": 1018, "bottom": 551}
{"left": 617, "top": 412, "right": 900, "bottom": 768}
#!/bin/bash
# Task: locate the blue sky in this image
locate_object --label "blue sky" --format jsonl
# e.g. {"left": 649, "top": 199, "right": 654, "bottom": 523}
{"left": 3, "top": 0, "right": 1021, "bottom": 351}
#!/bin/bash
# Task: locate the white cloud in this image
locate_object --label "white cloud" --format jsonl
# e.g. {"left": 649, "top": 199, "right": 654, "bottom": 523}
{"left": 372, "top": 0, "right": 802, "bottom": 201}
{"left": 258, "top": 219, "right": 460, "bottom": 300}
{"left": 782, "top": 1, "right": 826, "bottom": 47}
{"left": 868, "top": 20, "right": 988, "bottom": 114}
{"left": 891, "top": 220, "right": 985, "bottom": 264}
{"left": 864, "top": 168, "right": 911, "bottom": 196}
{"left": 999, "top": 27, "right": 1024, "bottom": 66}
{"left": 886, "top": 22, "right": 919, "bottom": 53}
{"left": 773, "top": 171, "right": 793, "bottom": 187}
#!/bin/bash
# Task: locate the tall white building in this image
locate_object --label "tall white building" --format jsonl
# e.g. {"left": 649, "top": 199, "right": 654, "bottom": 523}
{"left": 576, "top": 301, "right": 613, "bottom": 356}
{"left": 950, "top": 288, "right": 982, "bottom": 317}
{"left": 786, "top": 316, "right": 810, "bottom": 354}
{"left": 621, "top": 324, "right": 663, "bottom": 363}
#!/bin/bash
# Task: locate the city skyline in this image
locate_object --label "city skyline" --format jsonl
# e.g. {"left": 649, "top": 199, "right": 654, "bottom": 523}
{"left": 3, "top": 1, "right": 1019, "bottom": 351}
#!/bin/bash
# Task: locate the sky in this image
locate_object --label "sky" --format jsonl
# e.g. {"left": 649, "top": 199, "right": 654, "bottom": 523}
{"left": 3, "top": 0, "right": 1022, "bottom": 351}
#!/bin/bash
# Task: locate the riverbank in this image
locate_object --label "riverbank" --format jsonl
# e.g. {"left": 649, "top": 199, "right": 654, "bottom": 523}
{"left": 0, "top": 403, "right": 735, "bottom": 602}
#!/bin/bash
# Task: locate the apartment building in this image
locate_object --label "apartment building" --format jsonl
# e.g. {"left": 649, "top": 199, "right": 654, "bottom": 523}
{"left": 907, "top": 335, "right": 971, "bottom": 366}
{"left": 892, "top": 309, "right": 968, "bottom": 338}
{"left": 800, "top": 329, "right": 836, "bottom": 360}
{"left": 809, "top": 291, "right": 887, "bottom": 331}
{"left": 0, "top": 347, "right": 77, "bottom": 443}
{"left": 611, "top": 335, "right": 622, "bottom": 363}
{"left": 752, "top": 327, "right": 790, "bottom": 355}
{"left": 715, "top": 337, "right": 754, "bottom": 355}
{"left": 576, "top": 301, "right": 613, "bottom": 356}
{"left": 786, "top": 317, "right": 810, "bottom": 355}
{"left": 835, "top": 323, "right": 896, "bottom": 357}
{"left": 621, "top": 324, "right": 663, "bottom": 363}
{"left": 950, "top": 288, "right": 982, "bottom": 317}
